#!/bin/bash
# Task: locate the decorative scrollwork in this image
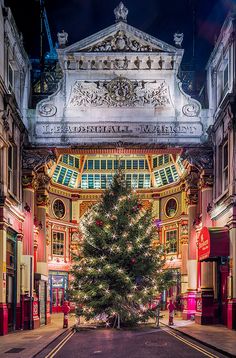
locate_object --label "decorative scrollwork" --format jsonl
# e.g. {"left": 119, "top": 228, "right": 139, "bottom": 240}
{"left": 108, "top": 77, "right": 133, "bottom": 103}
{"left": 84, "top": 30, "right": 159, "bottom": 52}
{"left": 23, "top": 149, "right": 56, "bottom": 171}
{"left": 182, "top": 102, "right": 200, "bottom": 117}
{"left": 38, "top": 103, "right": 57, "bottom": 117}
{"left": 69, "top": 79, "right": 171, "bottom": 108}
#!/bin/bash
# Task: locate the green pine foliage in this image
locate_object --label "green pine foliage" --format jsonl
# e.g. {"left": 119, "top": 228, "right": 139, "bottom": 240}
{"left": 70, "top": 170, "right": 172, "bottom": 327}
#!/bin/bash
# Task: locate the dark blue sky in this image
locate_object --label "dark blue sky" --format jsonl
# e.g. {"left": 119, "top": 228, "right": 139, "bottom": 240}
{"left": 5, "top": 0, "right": 236, "bottom": 68}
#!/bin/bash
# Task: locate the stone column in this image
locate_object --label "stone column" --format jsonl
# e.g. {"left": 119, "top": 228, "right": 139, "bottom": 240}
{"left": 227, "top": 112, "right": 236, "bottom": 329}
{"left": 152, "top": 193, "right": 161, "bottom": 246}
{"left": 36, "top": 171, "right": 51, "bottom": 325}
{"left": 227, "top": 224, "right": 236, "bottom": 329}
{"left": 180, "top": 219, "right": 188, "bottom": 294}
{"left": 0, "top": 224, "right": 8, "bottom": 335}
{"left": 71, "top": 194, "right": 80, "bottom": 223}
{"left": 16, "top": 234, "right": 23, "bottom": 330}
{"left": 195, "top": 170, "right": 214, "bottom": 325}
{"left": 182, "top": 167, "right": 199, "bottom": 320}
{"left": 21, "top": 172, "right": 36, "bottom": 330}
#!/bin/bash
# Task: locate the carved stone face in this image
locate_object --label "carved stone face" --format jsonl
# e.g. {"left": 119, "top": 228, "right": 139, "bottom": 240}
{"left": 115, "top": 32, "right": 126, "bottom": 50}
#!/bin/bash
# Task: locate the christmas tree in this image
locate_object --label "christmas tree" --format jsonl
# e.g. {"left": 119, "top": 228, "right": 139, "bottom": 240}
{"left": 70, "top": 170, "right": 172, "bottom": 327}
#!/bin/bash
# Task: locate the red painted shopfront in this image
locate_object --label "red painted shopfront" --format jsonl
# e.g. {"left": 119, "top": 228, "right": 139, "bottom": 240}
{"left": 196, "top": 227, "right": 229, "bottom": 325}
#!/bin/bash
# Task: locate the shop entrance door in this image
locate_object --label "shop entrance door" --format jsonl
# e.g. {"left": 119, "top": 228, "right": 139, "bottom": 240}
{"left": 52, "top": 288, "right": 64, "bottom": 313}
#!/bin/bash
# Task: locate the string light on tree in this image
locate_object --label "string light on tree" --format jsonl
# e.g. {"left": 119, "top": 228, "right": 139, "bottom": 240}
{"left": 69, "top": 169, "right": 173, "bottom": 328}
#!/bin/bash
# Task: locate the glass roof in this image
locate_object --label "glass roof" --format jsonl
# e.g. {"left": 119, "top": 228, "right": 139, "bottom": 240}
{"left": 49, "top": 154, "right": 185, "bottom": 190}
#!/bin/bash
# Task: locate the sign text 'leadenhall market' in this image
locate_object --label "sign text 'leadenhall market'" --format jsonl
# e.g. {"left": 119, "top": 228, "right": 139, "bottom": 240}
{"left": 40, "top": 123, "right": 202, "bottom": 136}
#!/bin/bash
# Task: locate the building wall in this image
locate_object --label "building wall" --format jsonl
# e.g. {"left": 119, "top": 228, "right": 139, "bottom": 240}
{"left": 0, "top": 1, "right": 31, "bottom": 335}
{"left": 204, "top": 9, "right": 236, "bottom": 329}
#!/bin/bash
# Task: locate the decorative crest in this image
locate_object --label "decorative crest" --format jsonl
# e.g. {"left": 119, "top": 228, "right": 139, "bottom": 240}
{"left": 173, "top": 32, "right": 184, "bottom": 47}
{"left": 114, "top": 2, "right": 128, "bottom": 23}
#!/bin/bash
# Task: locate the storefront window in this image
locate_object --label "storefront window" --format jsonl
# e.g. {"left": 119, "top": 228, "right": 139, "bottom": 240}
{"left": 166, "top": 230, "right": 177, "bottom": 253}
{"left": 52, "top": 232, "right": 65, "bottom": 256}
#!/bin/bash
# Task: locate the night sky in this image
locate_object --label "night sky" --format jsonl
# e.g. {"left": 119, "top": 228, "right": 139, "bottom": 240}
{"left": 4, "top": 0, "right": 236, "bottom": 69}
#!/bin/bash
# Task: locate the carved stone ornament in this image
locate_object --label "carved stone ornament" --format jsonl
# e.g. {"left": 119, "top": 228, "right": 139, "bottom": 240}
{"left": 22, "top": 174, "right": 38, "bottom": 190}
{"left": 182, "top": 102, "right": 200, "bottom": 117}
{"left": 200, "top": 174, "right": 214, "bottom": 188}
{"left": 181, "top": 148, "right": 213, "bottom": 171}
{"left": 108, "top": 77, "right": 133, "bottom": 102}
{"left": 36, "top": 194, "right": 50, "bottom": 207}
{"left": 173, "top": 32, "right": 184, "bottom": 47}
{"left": 57, "top": 30, "right": 68, "bottom": 48}
{"left": 186, "top": 191, "right": 198, "bottom": 206}
{"left": 23, "top": 149, "right": 56, "bottom": 171}
{"left": 114, "top": 2, "right": 128, "bottom": 22}
{"left": 38, "top": 103, "right": 57, "bottom": 117}
{"left": 36, "top": 172, "right": 51, "bottom": 190}
{"left": 113, "top": 56, "right": 129, "bottom": 70}
{"left": 185, "top": 170, "right": 199, "bottom": 190}
{"left": 84, "top": 30, "right": 160, "bottom": 52}
{"left": 68, "top": 78, "right": 171, "bottom": 108}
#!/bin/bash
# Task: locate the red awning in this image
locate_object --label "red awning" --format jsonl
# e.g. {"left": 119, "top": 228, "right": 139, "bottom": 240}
{"left": 198, "top": 227, "right": 229, "bottom": 261}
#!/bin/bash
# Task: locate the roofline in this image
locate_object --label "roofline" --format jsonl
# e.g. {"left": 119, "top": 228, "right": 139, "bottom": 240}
{"left": 206, "top": 10, "right": 236, "bottom": 70}
{"left": 57, "top": 20, "right": 183, "bottom": 55}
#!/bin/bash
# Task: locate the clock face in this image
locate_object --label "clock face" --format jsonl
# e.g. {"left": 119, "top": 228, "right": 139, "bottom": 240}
{"left": 53, "top": 199, "right": 65, "bottom": 219}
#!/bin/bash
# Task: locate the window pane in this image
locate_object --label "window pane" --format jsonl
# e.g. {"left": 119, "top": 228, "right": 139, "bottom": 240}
{"left": 88, "top": 160, "right": 93, "bottom": 170}
{"left": 101, "top": 160, "right": 106, "bottom": 170}
{"left": 223, "top": 143, "right": 228, "bottom": 168}
{"left": 94, "top": 174, "right": 100, "bottom": 188}
{"left": 52, "top": 232, "right": 64, "bottom": 256}
{"left": 120, "top": 160, "right": 125, "bottom": 169}
{"left": 107, "top": 160, "right": 112, "bottom": 170}
{"left": 88, "top": 174, "right": 94, "bottom": 188}
{"left": 138, "top": 174, "right": 144, "bottom": 188}
{"left": 8, "top": 146, "right": 12, "bottom": 169}
{"left": 139, "top": 160, "right": 144, "bottom": 169}
{"left": 75, "top": 158, "right": 80, "bottom": 168}
{"left": 126, "top": 160, "right": 132, "bottom": 169}
{"left": 101, "top": 174, "right": 107, "bottom": 189}
{"left": 95, "top": 160, "right": 100, "bottom": 170}
{"left": 69, "top": 155, "right": 74, "bottom": 167}
{"left": 133, "top": 160, "right": 138, "bottom": 169}
{"left": 166, "top": 230, "right": 177, "bottom": 253}
{"left": 81, "top": 174, "right": 88, "bottom": 189}
{"left": 153, "top": 157, "right": 157, "bottom": 168}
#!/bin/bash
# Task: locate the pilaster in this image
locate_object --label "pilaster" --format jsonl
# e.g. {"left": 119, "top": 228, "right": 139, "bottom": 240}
{"left": 182, "top": 165, "right": 199, "bottom": 319}
{"left": 0, "top": 224, "right": 8, "bottom": 335}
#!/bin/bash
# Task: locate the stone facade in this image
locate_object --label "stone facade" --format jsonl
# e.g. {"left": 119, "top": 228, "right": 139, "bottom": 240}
{"left": 30, "top": 17, "right": 209, "bottom": 146}
{"left": 205, "top": 10, "right": 236, "bottom": 329}
{"left": 0, "top": 1, "right": 31, "bottom": 334}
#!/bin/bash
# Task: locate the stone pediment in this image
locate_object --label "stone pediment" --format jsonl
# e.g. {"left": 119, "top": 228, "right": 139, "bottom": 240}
{"left": 60, "top": 21, "right": 180, "bottom": 54}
